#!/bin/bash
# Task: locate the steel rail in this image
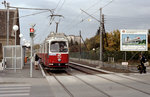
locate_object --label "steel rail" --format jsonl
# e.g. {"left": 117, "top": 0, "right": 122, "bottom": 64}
{"left": 70, "top": 62, "right": 150, "bottom": 85}
{"left": 49, "top": 72, "right": 74, "bottom": 97}
{"left": 66, "top": 71, "right": 111, "bottom": 97}
{"left": 70, "top": 62, "right": 150, "bottom": 96}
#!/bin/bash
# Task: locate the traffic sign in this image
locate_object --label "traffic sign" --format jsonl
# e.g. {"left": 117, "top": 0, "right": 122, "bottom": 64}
{"left": 30, "top": 28, "right": 34, "bottom": 33}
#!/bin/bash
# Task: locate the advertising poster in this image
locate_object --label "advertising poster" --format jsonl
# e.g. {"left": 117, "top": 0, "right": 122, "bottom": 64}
{"left": 120, "top": 29, "right": 148, "bottom": 51}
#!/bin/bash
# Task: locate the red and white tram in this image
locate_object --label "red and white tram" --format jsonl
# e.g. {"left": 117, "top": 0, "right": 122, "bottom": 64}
{"left": 38, "top": 33, "right": 69, "bottom": 70}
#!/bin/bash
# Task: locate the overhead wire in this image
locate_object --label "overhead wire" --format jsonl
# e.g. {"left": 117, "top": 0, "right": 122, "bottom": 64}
{"left": 47, "top": 0, "right": 65, "bottom": 30}
{"left": 62, "top": 0, "right": 102, "bottom": 33}
{"left": 63, "top": 9, "right": 100, "bottom": 33}
{"left": 34, "top": 16, "right": 51, "bottom": 43}
{"left": 85, "top": 0, "right": 103, "bottom": 11}
{"left": 9, "top": 6, "right": 54, "bottom": 12}
{"left": 21, "top": 0, "right": 103, "bottom": 44}
{"left": 18, "top": 10, "right": 52, "bottom": 44}
{"left": 8, "top": 4, "right": 60, "bottom": 45}
{"left": 79, "top": 0, "right": 114, "bottom": 38}
{"left": 102, "top": 0, "right": 113, "bottom": 9}
{"left": 70, "top": 0, "right": 114, "bottom": 34}
{"left": 13, "top": 10, "right": 50, "bottom": 19}
{"left": 56, "top": 0, "right": 66, "bottom": 13}
{"left": 55, "top": 0, "right": 62, "bottom": 10}
{"left": 34, "top": 0, "right": 65, "bottom": 43}
{"left": 37, "top": 0, "right": 66, "bottom": 42}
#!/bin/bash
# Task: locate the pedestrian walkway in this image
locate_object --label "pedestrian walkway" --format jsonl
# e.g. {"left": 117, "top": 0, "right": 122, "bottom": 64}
{"left": 0, "top": 63, "right": 54, "bottom": 97}
{"left": 0, "top": 83, "right": 31, "bottom": 97}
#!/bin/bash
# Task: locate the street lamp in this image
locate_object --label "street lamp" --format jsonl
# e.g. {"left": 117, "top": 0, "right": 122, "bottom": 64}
{"left": 13, "top": 25, "right": 19, "bottom": 31}
{"left": 80, "top": 0, "right": 113, "bottom": 66}
{"left": 88, "top": 18, "right": 92, "bottom": 22}
{"left": 23, "top": 38, "right": 25, "bottom": 41}
{"left": 19, "top": 33, "right": 23, "bottom": 45}
{"left": 13, "top": 25, "right": 19, "bottom": 72}
{"left": 19, "top": 33, "right": 23, "bottom": 38}
{"left": 22, "top": 38, "right": 26, "bottom": 45}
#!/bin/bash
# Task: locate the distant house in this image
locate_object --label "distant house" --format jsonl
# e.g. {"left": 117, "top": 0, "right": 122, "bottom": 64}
{"left": 0, "top": 9, "right": 20, "bottom": 60}
{"left": 67, "top": 35, "right": 81, "bottom": 45}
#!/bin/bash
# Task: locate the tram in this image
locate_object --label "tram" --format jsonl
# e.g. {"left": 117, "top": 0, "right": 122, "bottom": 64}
{"left": 38, "top": 33, "right": 69, "bottom": 70}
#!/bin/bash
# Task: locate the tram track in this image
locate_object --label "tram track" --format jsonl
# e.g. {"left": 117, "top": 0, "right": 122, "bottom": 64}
{"left": 43, "top": 62, "right": 150, "bottom": 97}
{"left": 69, "top": 62, "right": 150, "bottom": 96}
{"left": 48, "top": 72, "right": 74, "bottom": 97}
{"left": 46, "top": 68, "right": 111, "bottom": 97}
{"left": 41, "top": 65, "right": 74, "bottom": 97}
{"left": 69, "top": 62, "right": 150, "bottom": 86}
{"left": 65, "top": 71, "right": 111, "bottom": 97}
{"left": 96, "top": 74, "right": 150, "bottom": 96}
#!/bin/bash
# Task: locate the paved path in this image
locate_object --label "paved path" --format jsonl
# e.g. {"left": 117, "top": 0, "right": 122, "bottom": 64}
{"left": 0, "top": 63, "right": 54, "bottom": 97}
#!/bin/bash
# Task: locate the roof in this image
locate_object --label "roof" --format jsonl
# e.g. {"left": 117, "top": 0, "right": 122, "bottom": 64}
{"left": 46, "top": 32, "right": 68, "bottom": 40}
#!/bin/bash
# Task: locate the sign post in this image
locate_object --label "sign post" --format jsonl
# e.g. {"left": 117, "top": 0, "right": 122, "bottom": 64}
{"left": 120, "top": 29, "right": 148, "bottom": 63}
{"left": 30, "top": 27, "right": 35, "bottom": 78}
{"left": 120, "top": 29, "right": 148, "bottom": 51}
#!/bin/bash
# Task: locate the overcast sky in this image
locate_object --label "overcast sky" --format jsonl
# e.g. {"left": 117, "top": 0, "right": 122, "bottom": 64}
{"left": 0, "top": 0, "right": 150, "bottom": 44}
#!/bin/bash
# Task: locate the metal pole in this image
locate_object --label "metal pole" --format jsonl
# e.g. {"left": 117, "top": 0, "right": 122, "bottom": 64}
{"left": 125, "top": 51, "right": 126, "bottom": 62}
{"left": 30, "top": 37, "right": 33, "bottom": 77}
{"left": 7, "top": 2, "right": 9, "bottom": 45}
{"left": 56, "top": 22, "right": 59, "bottom": 33}
{"left": 14, "top": 30, "right": 16, "bottom": 72}
{"left": 100, "top": 8, "right": 103, "bottom": 63}
{"left": 79, "top": 30, "right": 81, "bottom": 60}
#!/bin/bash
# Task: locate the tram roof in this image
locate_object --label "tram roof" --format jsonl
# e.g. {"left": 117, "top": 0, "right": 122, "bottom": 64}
{"left": 44, "top": 32, "right": 68, "bottom": 42}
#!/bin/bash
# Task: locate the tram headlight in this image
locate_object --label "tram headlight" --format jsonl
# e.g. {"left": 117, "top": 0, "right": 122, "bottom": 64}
{"left": 49, "top": 63, "right": 53, "bottom": 65}
{"left": 58, "top": 59, "right": 61, "bottom": 62}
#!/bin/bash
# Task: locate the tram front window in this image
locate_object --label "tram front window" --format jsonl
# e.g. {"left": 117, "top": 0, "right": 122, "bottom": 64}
{"left": 50, "top": 41, "right": 68, "bottom": 52}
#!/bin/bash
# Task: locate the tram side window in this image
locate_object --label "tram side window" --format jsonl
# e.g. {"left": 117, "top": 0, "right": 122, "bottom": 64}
{"left": 47, "top": 43, "right": 49, "bottom": 54}
{"left": 45, "top": 43, "right": 47, "bottom": 53}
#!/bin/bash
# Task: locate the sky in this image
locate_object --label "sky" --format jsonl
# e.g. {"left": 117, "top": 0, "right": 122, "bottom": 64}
{"left": 0, "top": 0, "right": 150, "bottom": 44}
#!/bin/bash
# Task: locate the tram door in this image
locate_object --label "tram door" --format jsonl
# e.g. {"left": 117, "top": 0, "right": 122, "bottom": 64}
{"left": 46, "top": 43, "right": 49, "bottom": 65}
{"left": 0, "top": 43, "right": 2, "bottom": 60}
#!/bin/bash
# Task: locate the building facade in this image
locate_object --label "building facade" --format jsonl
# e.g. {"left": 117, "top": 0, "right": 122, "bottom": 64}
{"left": 67, "top": 35, "right": 81, "bottom": 45}
{"left": 0, "top": 9, "right": 20, "bottom": 60}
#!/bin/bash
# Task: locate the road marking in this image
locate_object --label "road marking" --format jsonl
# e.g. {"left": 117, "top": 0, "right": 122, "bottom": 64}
{"left": 0, "top": 84, "right": 31, "bottom": 87}
{"left": 0, "top": 87, "right": 30, "bottom": 90}
{"left": 0, "top": 90, "right": 30, "bottom": 93}
{"left": 0, "top": 93, "right": 30, "bottom": 97}
{"left": 0, "top": 84, "right": 31, "bottom": 97}
{"left": 131, "top": 73, "right": 150, "bottom": 75}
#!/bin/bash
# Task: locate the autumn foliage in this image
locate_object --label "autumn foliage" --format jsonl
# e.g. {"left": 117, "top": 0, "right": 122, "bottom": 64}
{"left": 70, "top": 29, "right": 150, "bottom": 62}
{"left": 85, "top": 30, "right": 120, "bottom": 52}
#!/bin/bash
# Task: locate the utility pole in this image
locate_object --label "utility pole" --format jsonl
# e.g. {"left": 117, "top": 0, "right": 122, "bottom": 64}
{"left": 55, "top": 22, "right": 59, "bottom": 33}
{"left": 80, "top": 8, "right": 103, "bottom": 64}
{"left": 80, "top": 0, "right": 113, "bottom": 66}
{"left": 100, "top": 8, "right": 103, "bottom": 63}
{"left": 102, "top": 14, "right": 108, "bottom": 49}
{"left": 79, "top": 30, "right": 81, "bottom": 60}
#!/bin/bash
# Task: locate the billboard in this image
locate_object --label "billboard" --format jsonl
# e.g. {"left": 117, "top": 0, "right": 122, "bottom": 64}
{"left": 120, "top": 29, "right": 148, "bottom": 51}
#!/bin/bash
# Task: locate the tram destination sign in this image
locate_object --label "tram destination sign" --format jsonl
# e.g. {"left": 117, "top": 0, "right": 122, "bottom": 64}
{"left": 120, "top": 29, "right": 148, "bottom": 51}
